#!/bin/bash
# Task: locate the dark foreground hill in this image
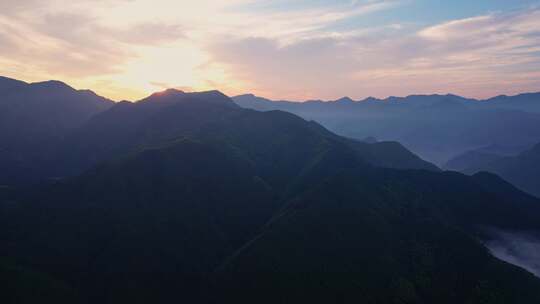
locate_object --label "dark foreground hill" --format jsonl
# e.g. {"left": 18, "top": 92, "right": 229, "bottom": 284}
{"left": 2, "top": 134, "right": 540, "bottom": 303}
{"left": 218, "top": 169, "right": 540, "bottom": 304}
{"left": 1, "top": 79, "right": 540, "bottom": 303}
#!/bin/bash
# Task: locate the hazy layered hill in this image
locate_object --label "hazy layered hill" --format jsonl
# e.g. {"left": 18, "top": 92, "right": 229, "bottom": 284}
{"left": 2, "top": 76, "right": 540, "bottom": 303}
{"left": 233, "top": 93, "right": 540, "bottom": 165}
{"left": 0, "top": 77, "right": 113, "bottom": 142}
{"left": 2, "top": 80, "right": 540, "bottom": 303}
{"left": 458, "top": 143, "right": 540, "bottom": 198}
{"left": 484, "top": 93, "right": 540, "bottom": 113}
{"left": 444, "top": 143, "right": 529, "bottom": 172}
{"left": 0, "top": 77, "right": 113, "bottom": 184}
{"left": 445, "top": 150, "right": 504, "bottom": 172}
{"left": 55, "top": 88, "right": 437, "bottom": 179}
{"left": 0, "top": 78, "right": 437, "bottom": 185}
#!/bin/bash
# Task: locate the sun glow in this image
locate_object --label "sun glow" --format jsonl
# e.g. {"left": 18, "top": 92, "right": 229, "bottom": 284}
{"left": 1, "top": 1, "right": 539, "bottom": 101}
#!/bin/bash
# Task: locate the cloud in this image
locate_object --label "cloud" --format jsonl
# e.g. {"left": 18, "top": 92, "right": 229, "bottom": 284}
{"left": 215, "top": 0, "right": 401, "bottom": 43}
{"left": 0, "top": 14, "right": 129, "bottom": 78}
{"left": 0, "top": 1, "right": 539, "bottom": 100}
{"left": 0, "top": 2, "right": 188, "bottom": 83}
{"left": 208, "top": 36, "right": 365, "bottom": 98}
{"left": 207, "top": 8, "right": 540, "bottom": 99}
{"left": 0, "top": 0, "right": 42, "bottom": 15}
{"left": 109, "top": 23, "right": 186, "bottom": 45}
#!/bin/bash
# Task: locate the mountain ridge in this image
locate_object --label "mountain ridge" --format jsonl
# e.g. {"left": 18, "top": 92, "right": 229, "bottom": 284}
{"left": 0, "top": 76, "right": 437, "bottom": 185}
{"left": 234, "top": 91, "right": 540, "bottom": 105}
{"left": 2, "top": 76, "right": 540, "bottom": 303}
{"left": 233, "top": 92, "right": 540, "bottom": 165}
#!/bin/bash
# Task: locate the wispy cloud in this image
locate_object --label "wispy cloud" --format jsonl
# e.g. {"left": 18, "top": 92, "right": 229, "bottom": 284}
{"left": 208, "top": 7, "right": 540, "bottom": 99}
{"left": 0, "top": 1, "right": 539, "bottom": 100}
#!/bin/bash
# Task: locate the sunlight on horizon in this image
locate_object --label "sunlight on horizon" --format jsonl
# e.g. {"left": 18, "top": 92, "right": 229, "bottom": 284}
{"left": 1, "top": 0, "right": 540, "bottom": 101}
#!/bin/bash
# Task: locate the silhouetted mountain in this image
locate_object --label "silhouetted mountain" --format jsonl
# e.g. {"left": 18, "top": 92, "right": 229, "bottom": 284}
{"left": 463, "top": 143, "right": 540, "bottom": 197}
{"left": 0, "top": 76, "right": 27, "bottom": 92}
{"left": 334, "top": 96, "right": 355, "bottom": 104}
{"left": 1, "top": 82, "right": 540, "bottom": 303}
{"left": 0, "top": 77, "right": 113, "bottom": 184}
{"left": 3, "top": 139, "right": 540, "bottom": 303}
{"left": 0, "top": 76, "right": 437, "bottom": 185}
{"left": 2, "top": 77, "right": 540, "bottom": 303}
{"left": 233, "top": 93, "right": 540, "bottom": 165}
{"left": 23, "top": 86, "right": 435, "bottom": 181}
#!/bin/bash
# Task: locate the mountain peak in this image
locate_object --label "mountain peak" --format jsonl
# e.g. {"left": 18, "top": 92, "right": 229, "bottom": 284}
{"left": 30, "top": 80, "right": 74, "bottom": 91}
{"left": 196, "top": 89, "right": 229, "bottom": 98}
{"left": 335, "top": 96, "right": 354, "bottom": 103}
{"left": 188, "top": 90, "right": 239, "bottom": 108}
{"left": 151, "top": 88, "right": 186, "bottom": 97}
{"left": 139, "top": 89, "right": 238, "bottom": 109}
{"left": 234, "top": 93, "right": 256, "bottom": 98}
{"left": 362, "top": 97, "right": 380, "bottom": 102}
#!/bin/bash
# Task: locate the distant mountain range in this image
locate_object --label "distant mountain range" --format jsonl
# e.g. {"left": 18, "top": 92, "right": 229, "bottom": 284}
{"left": 2, "top": 76, "right": 540, "bottom": 303}
{"left": 233, "top": 92, "right": 540, "bottom": 165}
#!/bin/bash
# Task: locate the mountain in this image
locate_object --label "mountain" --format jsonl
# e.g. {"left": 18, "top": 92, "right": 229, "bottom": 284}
{"left": 0, "top": 76, "right": 27, "bottom": 92}
{"left": 217, "top": 170, "right": 540, "bottom": 304}
{"left": 444, "top": 144, "right": 529, "bottom": 171}
{"left": 233, "top": 93, "right": 540, "bottom": 165}
{"left": 2, "top": 133, "right": 540, "bottom": 303}
{"left": 484, "top": 93, "right": 540, "bottom": 113}
{"left": 1, "top": 138, "right": 282, "bottom": 303}
{"left": 0, "top": 86, "right": 435, "bottom": 183}
{"left": 0, "top": 78, "right": 113, "bottom": 141}
{"left": 1, "top": 257, "right": 79, "bottom": 304}
{"left": 445, "top": 150, "right": 503, "bottom": 172}
{"left": 0, "top": 77, "right": 113, "bottom": 184}
{"left": 462, "top": 143, "right": 540, "bottom": 197}
{"left": 2, "top": 82, "right": 540, "bottom": 303}
{"left": 362, "top": 136, "right": 378, "bottom": 143}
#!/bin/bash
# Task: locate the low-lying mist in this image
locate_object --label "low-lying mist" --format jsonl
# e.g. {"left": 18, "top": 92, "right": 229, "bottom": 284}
{"left": 484, "top": 229, "right": 540, "bottom": 277}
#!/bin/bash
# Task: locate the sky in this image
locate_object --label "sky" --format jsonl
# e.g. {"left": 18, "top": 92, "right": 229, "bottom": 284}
{"left": 1, "top": 0, "right": 540, "bottom": 101}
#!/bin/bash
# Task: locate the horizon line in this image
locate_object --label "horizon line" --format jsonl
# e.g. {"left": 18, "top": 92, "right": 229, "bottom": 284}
{"left": 2, "top": 75, "right": 539, "bottom": 104}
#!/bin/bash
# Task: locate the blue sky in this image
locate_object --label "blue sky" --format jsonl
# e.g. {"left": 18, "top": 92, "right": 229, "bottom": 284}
{"left": 239, "top": 0, "right": 538, "bottom": 23}
{"left": 368, "top": 0, "right": 538, "bottom": 23}
{"left": 239, "top": 0, "right": 540, "bottom": 32}
{"left": 1, "top": 0, "right": 539, "bottom": 100}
